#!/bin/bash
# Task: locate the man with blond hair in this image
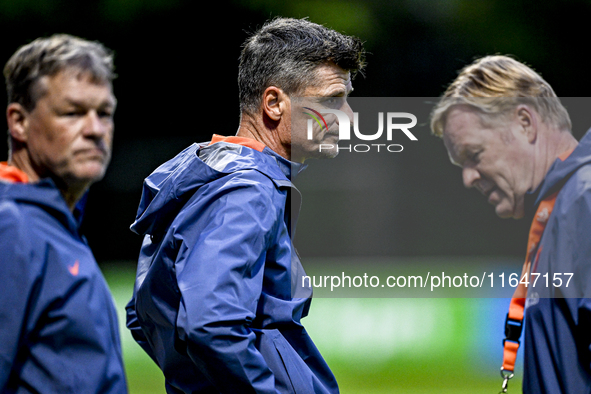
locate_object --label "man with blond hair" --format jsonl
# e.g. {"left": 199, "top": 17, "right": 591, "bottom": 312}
{"left": 431, "top": 55, "right": 591, "bottom": 393}
{"left": 0, "top": 35, "right": 127, "bottom": 392}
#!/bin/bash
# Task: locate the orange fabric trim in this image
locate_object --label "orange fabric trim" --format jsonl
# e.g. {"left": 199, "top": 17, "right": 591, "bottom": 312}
{"left": 209, "top": 134, "right": 266, "bottom": 152}
{"left": 501, "top": 148, "right": 575, "bottom": 378}
{"left": 558, "top": 148, "right": 575, "bottom": 161}
{"left": 0, "top": 162, "right": 28, "bottom": 183}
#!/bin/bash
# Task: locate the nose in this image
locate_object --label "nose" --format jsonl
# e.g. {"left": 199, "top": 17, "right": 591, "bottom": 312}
{"left": 83, "top": 111, "right": 110, "bottom": 139}
{"left": 342, "top": 101, "right": 354, "bottom": 127}
{"left": 462, "top": 165, "right": 480, "bottom": 188}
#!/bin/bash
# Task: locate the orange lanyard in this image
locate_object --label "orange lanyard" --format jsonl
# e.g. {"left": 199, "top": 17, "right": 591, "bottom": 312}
{"left": 499, "top": 191, "right": 558, "bottom": 393}
{"left": 499, "top": 149, "right": 572, "bottom": 393}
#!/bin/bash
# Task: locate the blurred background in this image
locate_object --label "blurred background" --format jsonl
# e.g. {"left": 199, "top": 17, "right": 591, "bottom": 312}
{"left": 3, "top": 0, "right": 591, "bottom": 392}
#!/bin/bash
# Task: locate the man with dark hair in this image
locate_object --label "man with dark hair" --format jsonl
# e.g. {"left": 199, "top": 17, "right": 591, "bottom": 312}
{"left": 0, "top": 34, "right": 127, "bottom": 392}
{"left": 126, "top": 17, "right": 365, "bottom": 393}
{"left": 431, "top": 55, "right": 591, "bottom": 393}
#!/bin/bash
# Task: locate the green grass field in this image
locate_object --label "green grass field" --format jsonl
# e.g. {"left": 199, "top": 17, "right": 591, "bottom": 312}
{"left": 102, "top": 262, "right": 522, "bottom": 394}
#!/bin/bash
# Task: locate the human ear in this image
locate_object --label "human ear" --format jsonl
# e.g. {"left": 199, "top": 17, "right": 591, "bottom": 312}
{"left": 516, "top": 105, "right": 537, "bottom": 143}
{"left": 6, "top": 103, "right": 29, "bottom": 143}
{"left": 262, "top": 86, "right": 288, "bottom": 121}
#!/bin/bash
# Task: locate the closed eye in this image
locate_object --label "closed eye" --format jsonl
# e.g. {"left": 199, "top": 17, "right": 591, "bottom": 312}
{"left": 98, "top": 109, "right": 114, "bottom": 119}
{"left": 63, "top": 110, "right": 84, "bottom": 117}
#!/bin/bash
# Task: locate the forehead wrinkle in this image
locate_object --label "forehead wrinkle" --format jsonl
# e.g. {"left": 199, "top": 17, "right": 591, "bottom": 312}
{"left": 63, "top": 88, "right": 116, "bottom": 105}
{"left": 306, "top": 63, "right": 351, "bottom": 94}
{"left": 52, "top": 76, "right": 115, "bottom": 108}
{"left": 443, "top": 109, "right": 486, "bottom": 164}
{"left": 443, "top": 129, "right": 468, "bottom": 168}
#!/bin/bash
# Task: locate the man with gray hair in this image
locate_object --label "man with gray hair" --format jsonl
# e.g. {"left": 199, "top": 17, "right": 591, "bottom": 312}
{"left": 0, "top": 34, "right": 127, "bottom": 392}
{"left": 431, "top": 55, "right": 591, "bottom": 393}
{"left": 126, "top": 17, "right": 365, "bottom": 393}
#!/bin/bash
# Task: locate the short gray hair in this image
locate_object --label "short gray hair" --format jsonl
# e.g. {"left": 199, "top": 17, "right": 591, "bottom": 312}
{"left": 4, "top": 34, "right": 115, "bottom": 111}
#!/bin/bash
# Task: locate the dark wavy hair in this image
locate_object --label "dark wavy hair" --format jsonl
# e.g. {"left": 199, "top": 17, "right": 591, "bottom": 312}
{"left": 238, "top": 17, "right": 366, "bottom": 115}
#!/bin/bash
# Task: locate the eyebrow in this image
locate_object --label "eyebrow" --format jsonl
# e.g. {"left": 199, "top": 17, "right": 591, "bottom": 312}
{"left": 63, "top": 96, "right": 117, "bottom": 109}
{"left": 326, "top": 85, "right": 354, "bottom": 98}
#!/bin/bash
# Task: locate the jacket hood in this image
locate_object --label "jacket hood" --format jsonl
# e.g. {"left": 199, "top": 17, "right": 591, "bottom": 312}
{"left": 130, "top": 141, "right": 305, "bottom": 237}
{"left": 535, "top": 129, "right": 591, "bottom": 205}
{"left": 0, "top": 178, "right": 84, "bottom": 235}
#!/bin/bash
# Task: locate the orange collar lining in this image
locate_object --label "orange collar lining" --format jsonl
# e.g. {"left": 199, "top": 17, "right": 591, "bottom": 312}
{"left": 209, "top": 134, "right": 266, "bottom": 152}
{"left": 0, "top": 162, "right": 29, "bottom": 183}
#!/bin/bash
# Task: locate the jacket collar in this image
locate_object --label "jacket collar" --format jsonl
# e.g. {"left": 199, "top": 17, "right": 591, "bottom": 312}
{"left": 0, "top": 177, "right": 86, "bottom": 235}
{"left": 530, "top": 128, "right": 591, "bottom": 207}
{"left": 261, "top": 146, "right": 307, "bottom": 183}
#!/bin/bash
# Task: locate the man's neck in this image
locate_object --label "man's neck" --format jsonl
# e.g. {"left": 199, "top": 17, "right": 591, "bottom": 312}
{"left": 236, "top": 114, "right": 291, "bottom": 161}
{"left": 531, "top": 128, "right": 578, "bottom": 192}
{"left": 9, "top": 149, "right": 40, "bottom": 183}
{"left": 9, "top": 149, "right": 85, "bottom": 211}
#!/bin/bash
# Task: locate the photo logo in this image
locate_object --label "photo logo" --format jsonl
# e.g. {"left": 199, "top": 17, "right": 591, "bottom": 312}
{"left": 303, "top": 107, "right": 329, "bottom": 139}
{"left": 304, "top": 107, "right": 418, "bottom": 153}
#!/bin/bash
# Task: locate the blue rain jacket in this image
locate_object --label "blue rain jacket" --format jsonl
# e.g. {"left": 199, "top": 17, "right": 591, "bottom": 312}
{"left": 0, "top": 179, "right": 127, "bottom": 393}
{"left": 126, "top": 140, "right": 338, "bottom": 394}
{"left": 523, "top": 129, "right": 591, "bottom": 393}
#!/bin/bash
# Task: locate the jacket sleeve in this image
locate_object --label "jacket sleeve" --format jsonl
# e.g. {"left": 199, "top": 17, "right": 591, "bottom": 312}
{"left": 0, "top": 203, "right": 36, "bottom": 389}
{"left": 173, "top": 172, "right": 282, "bottom": 393}
{"left": 125, "top": 286, "right": 158, "bottom": 364}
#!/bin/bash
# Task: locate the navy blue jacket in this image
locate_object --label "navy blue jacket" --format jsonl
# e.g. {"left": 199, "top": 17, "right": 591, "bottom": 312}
{"left": 0, "top": 178, "right": 127, "bottom": 393}
{"left": 126, "top": 140, "right": 339, "bottom": 393}
{"left": 523, "top": 129, "right": 591, "bottom": 393}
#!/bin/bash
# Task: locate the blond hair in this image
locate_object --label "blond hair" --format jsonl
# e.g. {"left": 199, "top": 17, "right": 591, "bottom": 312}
{"left": 430, "top": 55, "right": 571, "bottom": 137}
